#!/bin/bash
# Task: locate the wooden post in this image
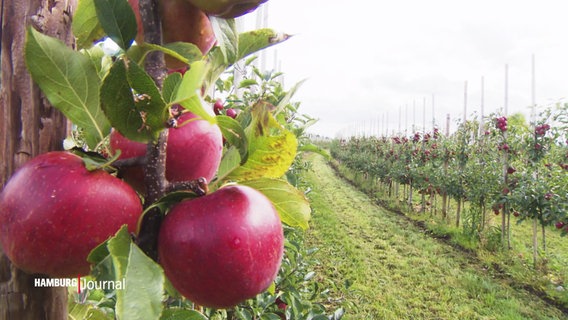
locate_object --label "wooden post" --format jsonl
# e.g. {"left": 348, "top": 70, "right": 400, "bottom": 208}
{"left": 0, "top": 0, "right": 75, "bottom": 318}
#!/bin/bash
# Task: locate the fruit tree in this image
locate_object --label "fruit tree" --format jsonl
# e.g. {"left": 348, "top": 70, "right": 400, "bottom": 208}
{"left": 0, "top": 0, "right": 316, "bottom": 319}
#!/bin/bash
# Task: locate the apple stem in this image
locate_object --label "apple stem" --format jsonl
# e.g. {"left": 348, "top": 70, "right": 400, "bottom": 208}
{"left": 136, "top": 0, "right": 168, "bottom": 261}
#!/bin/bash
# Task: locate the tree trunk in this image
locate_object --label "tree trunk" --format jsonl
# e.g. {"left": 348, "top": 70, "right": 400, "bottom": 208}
{"left": 532, "top": 217, "right": 538, "bottom": 268}
{"left": 455, "top": 199, "right": 461, "bottom": 227}
{"left": 0, "top": 0, "right": 75, "bottom": 318}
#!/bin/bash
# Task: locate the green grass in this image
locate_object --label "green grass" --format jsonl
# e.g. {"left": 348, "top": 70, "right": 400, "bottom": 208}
{"left": 333, "top": 157, "right": 568, "bottom": 310}
{"left": 302, "top": 153, "right": 567, "bottom": 319}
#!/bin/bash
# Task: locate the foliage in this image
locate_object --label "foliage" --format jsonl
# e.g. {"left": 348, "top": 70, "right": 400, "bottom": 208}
{"left": 20, "top": 0, "right": 339, "bottom": 318}
{"left": 329, "top": 105, "right": 568, "bottom": 309}
{"left": 331, "top": 106, "right": 568, "bottom": 254}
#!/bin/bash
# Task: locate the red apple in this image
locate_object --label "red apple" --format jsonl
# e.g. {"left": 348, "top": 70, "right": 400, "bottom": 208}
{"left": 110, "top": 112, "right": 223, "bottom": 191}
{"left": 127, "top": 0, "right": 144, "bottom": 44}
{"left": 166, "top": 112, "right": 223, "bottom": 183}
{"left": 0, "top": 152, "right": 142, "bottom": 277}
{"left": 213, "top": 99, "right": 224, "bottom": 115}
{"left": 160, "top": 0, "right": 216, "bottom": 55}
{"left": 128, "top": 0, "right": 216, "bottom": 68}
{"left": 110, "top": 130, "right": 148, "bottom": 192}
{"left": 185, "top": 0, "right": 268, "bottom": 18}
{"left": 158, "top": 185, "right": 284, "bottom": 308}
{"left": 226, "top": 108, "right": 238, "bottom": 119}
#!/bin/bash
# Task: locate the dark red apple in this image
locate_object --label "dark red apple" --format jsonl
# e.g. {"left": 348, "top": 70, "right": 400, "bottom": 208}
{"left": 158, "top": 185, "right": 284, "bottom": 308}
{"left": 110, "top": 130, "right": 148, "bottom": 192}
{"left": 127, "top": 0, "right": 144, "bottom": 44}
{"left": 166, "top": 112, "right": 223, "bottom": 183}
{"left": 184, "top": 0, "right": 268, "bottom": 18}
{"left": 128, "top": 0, "right": 216, "bottom": 68}
{"left": 110, "top": 112, "right": 223, "bottom": 191}
{"left": 213, "top": 99, "right": 224, "bottom": 115}
{"left": 226, "top": 108, "right": 237, "bottom": 119}
{"left": 0, "top": 152, "right": 142, "bottom": 277}
{"left": 160, "top": 0, "right": 216, "bottom": 55}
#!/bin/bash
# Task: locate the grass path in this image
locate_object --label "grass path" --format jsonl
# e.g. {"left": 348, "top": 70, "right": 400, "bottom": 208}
{"left": 303, "top": 154, "right": 566, "bottom": 319}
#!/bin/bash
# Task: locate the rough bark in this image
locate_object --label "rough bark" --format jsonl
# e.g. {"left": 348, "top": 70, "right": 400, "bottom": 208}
{"left": 0, "top": 0, "right": 76, "bottom": 318}
{"left": 136, "top": 0, "right": 167, "bottom": 261}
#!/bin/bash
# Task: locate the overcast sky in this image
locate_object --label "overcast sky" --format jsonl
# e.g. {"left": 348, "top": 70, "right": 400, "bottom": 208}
{"left": 240, "top": 0, "right": 568, "bottom": 137}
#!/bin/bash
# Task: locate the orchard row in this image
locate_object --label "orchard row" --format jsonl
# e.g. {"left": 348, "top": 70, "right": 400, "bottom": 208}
{"left": 330, "top": 105, "right": 568, "bottom": 263}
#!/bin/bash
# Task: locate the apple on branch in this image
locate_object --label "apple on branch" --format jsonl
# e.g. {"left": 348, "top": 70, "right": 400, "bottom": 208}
{"left": 128, "top": 0, "right": 216, "bottom": 69}
{"left": 110, "top": 112, "right": 223, "bottom": 193}
{"left": 158, "top": 185, "right": 284, "bottom": 308}
{"left": 185, "top": 0, "right": 269, "bottom": 18}
{"left": 0, "top": 152, "right": 143, "bottom": 278}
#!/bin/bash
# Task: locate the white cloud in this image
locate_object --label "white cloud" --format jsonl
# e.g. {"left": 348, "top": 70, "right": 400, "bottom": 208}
{"left": 242, "top": 0, "right": 568, "bottom": 137}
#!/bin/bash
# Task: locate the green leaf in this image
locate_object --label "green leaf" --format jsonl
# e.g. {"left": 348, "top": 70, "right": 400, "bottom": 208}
{"left": 162, "top": 42, "right": 204, "bottom": 64}
{"left": 216, "top": 147, "right": 241, "bottom": 184}
{"left": 101, "top": 57, "right": 167, "bottom": 143}
{"left": 260, "top": 314, "right": 281, "bottom": 320}
{"left": 205, "top": 20, "right": 290, "bottom": 93}
{"left": 240, "top": 179, "right": 310, "bottom": 230}
{"left": 162, "top": 72, "right": 182, "bottom": 104}
{"left": 25, "top": 27, "right": 110, "bottom": 149}
{"left": 68, "top": 296, "right": 92, "bottom": 320}
{"left": 178, "top": 96, "right": 215, "bottom": 123}
{"left": 238, "top": 78, "right": 258, "bottom": 89}
{"left": 298, "top": 143, "right": 330, "bottom": 159}
{"left": 70, "top": 148, "right": 120, "bottom": 173}
{"left": 127, "top": 42, "right": 203, "bottom": 66}
{"left": 143, "top": 191, "right": 198, "bottom": 216}
{"left": 108, "top": 227, "right": 165, "bottom": 320}
{"left": 228, "top": 103, "right": 298, "bottom": 181}
{"left": 237, "top": 28, "right": 290, "bottom": 63}
{"left": 81, "top": 45, "right": 113, "bottom": 78}
{"left": 87, "top": 239, "right": 111, "bottom": 265}
{"left": 173, "top": 60, "right": 207, "bottom": 103}
{"left": 210, "top": 20, "right": 289, "bottom": 66}
{"left": 203, "top": 47, "right": 227, "bottom": 94}
{"left": 125, "top": 44, "right": 146, "bottom": 64}
{"left": 210, "top": 18, "right": 238, "bottom": 64}
{"left": 68, "top": 289, "right": 113, "bottom": 320}
{"left": 72, "top": 0, "right": 105, "bottom": 49}
{"left": 85, "top": 309, "right": 112, "bottom": 320}
{"left": 216, "top": 115, "right": 248, "bottom": 162}
{"left": 93, "top": 0, "right": 137, "bottom": 50}
{"left": 266, "top": 282, "right": 276, "bottom": 295}
{"left": 160, "top": 309, "right": 207, "bottom": 320}
{"left": 275, "top": 79, "right": 306, "bottom": 115}
{"left": 170, "top": 61, "right": 215, "bottom": 122}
